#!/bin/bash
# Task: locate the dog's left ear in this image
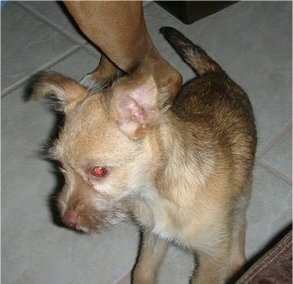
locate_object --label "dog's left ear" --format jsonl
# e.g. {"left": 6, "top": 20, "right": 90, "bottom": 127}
{"left": 29, "top": 71, "right": 87, "bottom": 112}
{"left": 113, "top": 76, "right": 160, "bottom": 139}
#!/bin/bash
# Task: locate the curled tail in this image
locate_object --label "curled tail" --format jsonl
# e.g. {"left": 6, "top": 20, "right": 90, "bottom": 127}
{"left": 160, "top": 27, "right": 222, "bottom": 76}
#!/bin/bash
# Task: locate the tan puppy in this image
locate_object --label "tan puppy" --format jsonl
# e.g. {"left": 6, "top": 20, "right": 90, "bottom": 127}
{"left": 30, "top": 27, "right": 257, "bottom": 283}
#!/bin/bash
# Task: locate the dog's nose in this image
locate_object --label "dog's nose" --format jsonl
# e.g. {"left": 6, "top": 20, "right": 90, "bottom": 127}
{"left": 62, "top": 210, "right": 79, "bottom": 228}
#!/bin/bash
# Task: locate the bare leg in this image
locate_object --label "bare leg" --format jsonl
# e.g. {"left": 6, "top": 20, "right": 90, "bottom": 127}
{"left": 63, "top": 1, "right": 182, "bottom": 103}
{"left": 64, "top": 1, "right": 151, "bottom": 71}
{"left": 132, "top": 232, "right": 168, "bottom": 284}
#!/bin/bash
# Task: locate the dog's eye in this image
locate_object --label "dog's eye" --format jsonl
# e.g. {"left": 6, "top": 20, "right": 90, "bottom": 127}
{"left": 90, "top": 166, "right": 108, "bottom": 177}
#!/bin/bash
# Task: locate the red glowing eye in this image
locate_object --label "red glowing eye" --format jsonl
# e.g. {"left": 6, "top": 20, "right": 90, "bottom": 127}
{"left": 90, "top": 166, "right": 107, "bottom": 177}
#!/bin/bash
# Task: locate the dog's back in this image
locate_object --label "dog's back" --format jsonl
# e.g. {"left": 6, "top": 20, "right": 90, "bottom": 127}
{"left": 161, "top": 27, "right": 257, "bottom": 185}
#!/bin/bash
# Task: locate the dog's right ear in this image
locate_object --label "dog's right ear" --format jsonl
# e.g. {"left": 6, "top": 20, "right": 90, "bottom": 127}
{"left": 28, "top": 71, "right": 87, "bottom": 112}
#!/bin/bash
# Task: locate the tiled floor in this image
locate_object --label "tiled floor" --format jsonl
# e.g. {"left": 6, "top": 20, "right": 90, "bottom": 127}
{"left": 2, "top": 1, "right": 292, "bottom": 284}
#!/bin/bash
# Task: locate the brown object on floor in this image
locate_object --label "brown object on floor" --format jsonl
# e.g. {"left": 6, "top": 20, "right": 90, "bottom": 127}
{"left": 157, "top": 1, "right": 236, "bottom": 24}
{"left": 237, "top": 228, "right": 292, "bottom": 283}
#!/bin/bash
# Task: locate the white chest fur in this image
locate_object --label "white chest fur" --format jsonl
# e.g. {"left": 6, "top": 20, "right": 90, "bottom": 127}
{"left": 133, "top": 185, "right": 219, "bottom": 251}
{"left": 136, "top": 186, "right": 185, "bottom": 244}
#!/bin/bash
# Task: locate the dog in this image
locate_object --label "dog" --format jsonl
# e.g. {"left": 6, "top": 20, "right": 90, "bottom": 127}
{"left": 30, "top": 27, "right": 257, "bottom": 283}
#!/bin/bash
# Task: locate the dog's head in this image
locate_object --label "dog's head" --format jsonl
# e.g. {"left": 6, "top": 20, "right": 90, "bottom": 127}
{"left": 30, "top": 71, "right": 166, "bottom": 232}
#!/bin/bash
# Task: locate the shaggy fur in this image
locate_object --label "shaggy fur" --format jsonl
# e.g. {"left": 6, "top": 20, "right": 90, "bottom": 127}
{"left": 30, "top": 27, "right": 256, "bottom": 283}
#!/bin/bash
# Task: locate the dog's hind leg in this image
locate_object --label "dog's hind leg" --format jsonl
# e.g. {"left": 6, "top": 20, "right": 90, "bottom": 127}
{"left": 226, "top": 216, "right": 247, "bottom": 282}
{"left": 227, "top": 191, "right": 252, "bottom": 281}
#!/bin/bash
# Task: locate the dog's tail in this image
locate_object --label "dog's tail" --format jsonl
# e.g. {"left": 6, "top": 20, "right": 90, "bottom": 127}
{"left": 160, "top": 27, "right": 223, "bottom": 76}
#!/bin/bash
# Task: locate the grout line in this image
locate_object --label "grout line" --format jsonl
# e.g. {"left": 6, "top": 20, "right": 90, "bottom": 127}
{"left": 256, "top": 122, "right": 292, "bottom": 158}
{"left": 16, "top": 1, "right": 87, "bottom": 46}
{"left": 115, "top": 270, "right": 132, "bottom": 284}
{"left": 256, "top": 159, "right": 292, "bottom": 186}
{"left": 1, "top": 45, "right": 83, "bottom": 98}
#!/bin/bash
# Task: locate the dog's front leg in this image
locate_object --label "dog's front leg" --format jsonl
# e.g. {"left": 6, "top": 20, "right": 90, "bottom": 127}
{"left": 132, "top": 232, "right": 168, "bottom": 284}
{"left": 191, "top": 243, "right": 230, "bottom": 284}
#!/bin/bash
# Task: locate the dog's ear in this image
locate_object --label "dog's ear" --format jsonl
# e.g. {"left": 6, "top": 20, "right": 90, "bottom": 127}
{"left": 113, "top": 76, "right": 160, "bottom": 139}
{"left": 29, "top": 71, "right": 87, "bottom": 112}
